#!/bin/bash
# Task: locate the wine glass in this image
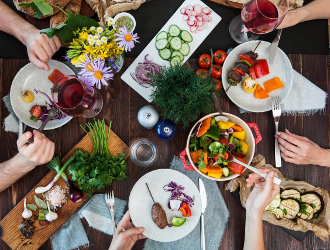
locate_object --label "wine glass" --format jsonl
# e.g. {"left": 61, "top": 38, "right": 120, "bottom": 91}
{"left": 229, "top": 0, "right": 289, "bottom": 43}
{"left": 51, "top": 75, "right": 103, "bottom": 118}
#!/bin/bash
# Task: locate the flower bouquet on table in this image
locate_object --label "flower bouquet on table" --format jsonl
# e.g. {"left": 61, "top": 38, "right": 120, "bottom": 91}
{"left": 20, "top": 0, "right": 139, "bottom": 89}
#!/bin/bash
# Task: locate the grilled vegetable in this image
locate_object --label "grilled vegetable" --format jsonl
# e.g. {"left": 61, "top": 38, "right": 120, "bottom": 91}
{"left": 281, "top": 189, "right": 301, "bottom": 200}
{"left": 301, "top": 193, "right": 322, "bottom": 213}
{"left": 279, "top": 199, "right": 300, "bottom": 219}
{"left": 265, "top": 193, "right": 281, "bottom": 210}
{"left": 297, "top": 203, "right": 314, "bottom": 220}
{"left": 22, "top": 90, "right": 34, "bottom": 103}
{"left": 242, "top": 77, "right": 257, "bottom": 94}
{"left": 270, "top": 208, "right": 284, "bottom": 220}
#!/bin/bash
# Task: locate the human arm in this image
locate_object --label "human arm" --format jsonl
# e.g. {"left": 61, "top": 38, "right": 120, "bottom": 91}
{"left": 0, "top": 130, "right": 55, "bottom": 193}
{"left": 244, "top": 169, "right": 281, "bottom": 250}
{"left": 275, "top": 129, "right": 330, "bottom": 167}
{"left": 277, "top": 0, "right": 330, "bottom": 29}
{"left": 109, "top": 211, "right": 146, "bottom": 250}
{"left": 0, "top": 1, "right": 61, "bottom": 70}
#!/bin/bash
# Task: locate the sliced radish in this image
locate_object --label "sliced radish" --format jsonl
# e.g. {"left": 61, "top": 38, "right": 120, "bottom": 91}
{"left": 183, "top": 15, "right": 188, "bottom": 21}
{"left": 194, "top": 4, "right": 203, "bottom": 15}
{"left": 191, "top": 11, "right": 197, "bottom": 16}
{"left": 197, "top": 25, "right": 204, "bottom": 31}
{"left": 202, "top": 7, "right": 211, "bottom": 14}
{"left": 189, "top": 16, "right": 196, "bottom": 22}
{"left": 186, "top": 5, "right": 193, "bottom": 11}
{"left": 197, "top": 16, "right": 203, "bottom": 22}
{"left": 208, "top": 16, "right": 212, "bottom": 22}
{"left": 186, "top": 10, "right": 192, "bottom": 16}
{"left": 190, "top": 26, "right": 197, "bottom": 32}
{"left": 180, "top": 8, "right": 186, "bottom": 14}
{"left": 188, "top": 20, "right": 195, "bottom": 26}
{"left": 204, "top": 23, "right": 209, "bottom": 29}
{"left": 198, "top": 21, "right": 204, "bottom": 27}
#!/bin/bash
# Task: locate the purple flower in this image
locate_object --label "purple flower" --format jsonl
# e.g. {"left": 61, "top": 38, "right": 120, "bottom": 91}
{"left": 75, "top": 54, "right": 94, "bottom": 76}
{"left": 82, "top": 58, "right": 113, "bottom": 89}
{"left": 64, "top": 55, "right": 71, "bottom": 63}
{"left": 114, "top": 26, "right": 139, "bottom": 52}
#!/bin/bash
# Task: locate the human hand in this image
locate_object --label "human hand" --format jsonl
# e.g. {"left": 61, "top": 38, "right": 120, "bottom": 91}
{"left": 109, "top": 211, "right": 146, "bottom": 250}
{"left": 275, "top": 129, "right": 330, "bottom": 167}
{"left": 245, "top": 169, "right": 280, "bottom": 216}
{"left": 17, "top": 130, "right": 55, "bottom": 167}
{"left": 23, "top": 29, "right": 61, "bottom": 71}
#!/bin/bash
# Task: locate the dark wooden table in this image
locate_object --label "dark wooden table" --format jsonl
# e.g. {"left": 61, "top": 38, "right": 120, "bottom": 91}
{"left": 0, "top": 55, "right": 329, "bottom": 250}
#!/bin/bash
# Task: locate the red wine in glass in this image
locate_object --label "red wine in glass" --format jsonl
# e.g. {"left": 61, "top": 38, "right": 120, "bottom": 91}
{"left": 52, "top": 76, "right": 102, "bottom": 117}
{"left": 241, "top": 0, "right": 279, "bottom": 34}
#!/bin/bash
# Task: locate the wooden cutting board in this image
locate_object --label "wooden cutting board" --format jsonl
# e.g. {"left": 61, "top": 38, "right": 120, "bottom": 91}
{"left": 0, "top": 126, "right": 129, "bottom": 250}
{"left": 207, "top": 0, "right": 243, "bottom": 9}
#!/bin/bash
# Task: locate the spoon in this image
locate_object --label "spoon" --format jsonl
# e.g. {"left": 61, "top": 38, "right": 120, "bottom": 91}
{"left": 27, "top": 109, "right": 58, "bottom": 144}
{"left": 227, "top": 150, "right": 282, "bottom": 185}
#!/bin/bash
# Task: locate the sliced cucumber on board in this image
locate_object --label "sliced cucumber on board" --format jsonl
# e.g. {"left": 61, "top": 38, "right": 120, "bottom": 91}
{"left": 155, "top": 39, "right": 168, "bottom": 50}
{"left": 159, "top": 48, "right": 172, "bottom": 60}
{"left": 156, "top": 31, "right": 167, "bottom": 41}
{"left": 169, "top": 24, "right": 181, "bottom": 37}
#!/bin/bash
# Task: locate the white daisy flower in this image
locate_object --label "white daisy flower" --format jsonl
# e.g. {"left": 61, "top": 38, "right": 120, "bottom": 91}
{"left": 89, "top": 39, "right": 95, "bottom": 45}
{"left": 93, "top": 36, "right": 98, "bottom": 41}
{"left": 97, "top": 27, "right": 103, "bottom": 34}
{"left": 87, "top": 35, "right": 93, "bottom": 41}
{"left": 101, "top": 36, "right": 107, "bottom": 43}
{"left": 104, "top": 14, "right": 108, "bottom": 19}
{"left": 107, "top": 18, "right": 114, "bottom": 26}
{"left": 90, "top": 26, "right": 95, "bottom": 31}
{"left": 96, "top": 40, "right": 102, "bottom": 46}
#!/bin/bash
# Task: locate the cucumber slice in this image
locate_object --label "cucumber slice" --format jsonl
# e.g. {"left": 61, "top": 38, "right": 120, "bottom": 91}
{"left": 172, "top": 51, "right": 184, "bottom": 61}
{"left": 179, "top": 43, "right": 190, "bottom": 56}
{"left": 180, "top": 30, "right": 193, "bottom": 43}
{"left": 159, "top": 48, "right": 172, "bottom": 60}
{"left": 155, "top": 39, "right": 168, "bottom": 50}
{"left": 156, "top": 31, "right": 167, "bottom": 41}
{"left": 222, "top": 167, "right": 230, "bottom": 177}
{"left": 170, "top": 56, "right": 181, "bottom": 67}
{"left": 168, "top": 36, "right": 173, "bottom": 43}
{"left": 169, "top": 24, "right": 181, "bottom": 37}
{"left": 170, "top": 37, "right": 182, "bottom": 51}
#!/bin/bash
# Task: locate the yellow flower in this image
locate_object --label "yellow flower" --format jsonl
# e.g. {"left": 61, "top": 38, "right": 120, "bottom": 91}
{"left": 79, "top": 32, "right": 88, "bottom": 40}
{"left": 71, "top": 56, "right": 82, "bottom": 65}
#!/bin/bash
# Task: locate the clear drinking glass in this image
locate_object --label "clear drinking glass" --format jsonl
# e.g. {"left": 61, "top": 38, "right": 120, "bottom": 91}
{"left": 130, "top": 138, "right": 159, "bottom": 167}
{"left": 229, "top": 0, "right": 289, "bottom": 43}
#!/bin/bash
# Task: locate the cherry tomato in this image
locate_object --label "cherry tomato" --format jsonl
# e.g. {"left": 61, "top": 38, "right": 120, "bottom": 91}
{"left": 30, "top": 105, "right": 42, "bottom": 118}
{"left": 218, "top": 138, "right": 229, "bottom": 146}
{"left": 213, "top": 50, "right": 227, "bottom": 65}
{"left": 198, "top": 54, "right": 211, "bottom": 69}
{"left": 211, "top": 64, "right": 222, "bottom": 79}
{"left": 213, "top": 78, "right": 222, "bottom": 92}
{"left": 196, "top": 69, "right": 209, "bottom": 78}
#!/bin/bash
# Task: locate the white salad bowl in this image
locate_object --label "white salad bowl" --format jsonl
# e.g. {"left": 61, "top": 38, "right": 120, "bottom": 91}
{"left": 180, "top": 112, "right": 262, "bottom": 182}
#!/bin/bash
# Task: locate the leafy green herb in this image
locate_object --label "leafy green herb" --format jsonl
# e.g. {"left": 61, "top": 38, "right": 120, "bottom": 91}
{"left": 67, "top": 120, "right": 128, "bottom": 196}
{"left": 313, "top": 214, "right": 319, "bottom": 219}
{"left": 197, "top": 151, "right": 206, "bottom": 170}
{"left": 299, "top": 204, "right": 310, "bottom": 216}
{"left": 296, "top": 198, "right": 302, "bottom": 202}
{"left": 189, "top": 136, "right": 199, "bottom": 152}
{"left": 30, "top": 115, "right": 37, "bottom": 122}
{"left": 34, "top": 195, "right": 47, "bottom": 209}
{"left": 40, "top": 23, "right": 66, "bottom": 39}
{"left": 208, "top": 141, "right": 228, "bottom": 157}
{"left": 218, "top": 157, "right": 230, "bottom": 165}
{"left": 283, "top": 208, "right": 287, "bottom": 215}
{"left": 301, "top": 188, "right": 307, "bottom": 194}
{"left": 292, "top": 218, "right": 298, "bottom": 224}
{"left": 310, "top": 203, "right": 316, "bottom": 208}
{"left": 233, "top": 144, "right": 243, "bottom": 153}
{"left": 26, "top": 204, "right": 37, "bottom": 211}
{"left": 150, "top": 64, "right": 217, "bottom": 128}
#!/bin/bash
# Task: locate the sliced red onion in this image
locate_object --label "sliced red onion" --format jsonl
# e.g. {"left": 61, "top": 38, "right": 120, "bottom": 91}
{"left": 164, "top": 182, "right": 194, "bottom": 207}
{"left": 228, "top": 127, "right": 234, "bottom": 134}
{"left": 228, "top": 143, "right": 234, "bottom": 150}
{"left": 221, "top": 131, "right": 229, "bottom": 140}
{"left": 131, "top": 54, "right": 161, "bottom": 88}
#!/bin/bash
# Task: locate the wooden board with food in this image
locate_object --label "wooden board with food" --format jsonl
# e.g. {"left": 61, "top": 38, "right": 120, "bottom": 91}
{"left": 0, "top": 122, "right": 129, "bottom": 250}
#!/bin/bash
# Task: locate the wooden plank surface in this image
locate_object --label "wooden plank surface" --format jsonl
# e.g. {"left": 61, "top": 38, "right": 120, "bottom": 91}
{"left": 0, "top": 125, "right": 129, "bottom": 250}
{"left": 207, "top": 0, "right": 243, "bottom": 9}
{"left": 0, "top": 55, "right": 329, "bottom": 250}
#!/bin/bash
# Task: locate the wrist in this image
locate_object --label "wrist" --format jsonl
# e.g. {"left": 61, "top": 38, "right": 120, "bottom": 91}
{"left": 18, "top": 25, "right": 39, "bottom": 46}
{"left": 318, "top": 149, "right": 330, "bottom": 168}
{"left": 15, "top": 154, "right": 37, "bottom": 171}
{"left": 246, "top": 208, "right": 263, "bottom": 220}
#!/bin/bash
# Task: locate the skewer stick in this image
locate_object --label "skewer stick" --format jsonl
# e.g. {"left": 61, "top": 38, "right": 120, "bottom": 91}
{"left": 253, "top": 41, "right": 262, "bottom": 52}
{"left": 225, "top": 83, "right": 232, "bottom": 92}
{"left": 146, "top": 183, "right": 155, "bottom": 204}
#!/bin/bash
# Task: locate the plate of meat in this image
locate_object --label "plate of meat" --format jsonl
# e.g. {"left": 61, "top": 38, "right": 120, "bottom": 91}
{"left": 222, "top": 40, "right": 293, "bottom": 112}
{"left": 128, "top": 169, "right": 202, "bottom": 242}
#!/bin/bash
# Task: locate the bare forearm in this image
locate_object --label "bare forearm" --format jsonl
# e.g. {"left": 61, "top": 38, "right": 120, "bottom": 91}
{"left": 0, "top": 1, "right": 37, "bottom": 45}
{"left": 0, "top": 154, "right": 35, "bottom": 193}
{"left": 244, "top": 212, "right": 265, "bottom": 250}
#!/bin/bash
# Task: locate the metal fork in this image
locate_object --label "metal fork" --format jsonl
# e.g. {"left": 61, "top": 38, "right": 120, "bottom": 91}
{"left": 272, "top": 96, "right": 282, "bottom": 168}
{"left": 105, "top": 186, "right": 116, "bottom": 234}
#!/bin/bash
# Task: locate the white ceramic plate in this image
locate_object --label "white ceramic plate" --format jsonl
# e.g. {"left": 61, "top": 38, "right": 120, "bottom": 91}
{"left": 222, "top": 41, "right": 293, "bottom": 112}
{"left": 10, "top": 60, "right": 74, "bottom": 130}
{"left": 128, "top": 169, "right": 202, "bottom": 242}
{"left": 121, "top": 0, "right": 222, "bottom": 102}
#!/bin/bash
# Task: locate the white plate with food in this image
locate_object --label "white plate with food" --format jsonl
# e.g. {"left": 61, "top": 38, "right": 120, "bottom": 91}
{"left": 10, "top": 60, "right": 73, "bottom": 130}
{"left": 222, "top": 41, "right": 293, "bottom": 112}
{"left": 128, "top": 169, "right": 202, "bottom": 242}
{"left": 121, "top": 0, "right": 221, "bottom": 102}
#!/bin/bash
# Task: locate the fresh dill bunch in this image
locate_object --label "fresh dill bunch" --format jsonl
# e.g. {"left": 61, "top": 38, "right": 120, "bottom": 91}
{"left": 150, "top": 64, "right": 216, "bottom": 128}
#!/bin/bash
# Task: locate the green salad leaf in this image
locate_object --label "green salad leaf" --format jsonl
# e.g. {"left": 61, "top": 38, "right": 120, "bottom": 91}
{"left": 208, "top": 141, "right": 228, "bottom": 157}
{"left": 189, "top": 136, "right": 199, "bottom": 152}
{"left": 19, "top": 0, "right": 53, "bottom": 18}
{"left": 197, "top": 151, "right": 206, "bottom": 170}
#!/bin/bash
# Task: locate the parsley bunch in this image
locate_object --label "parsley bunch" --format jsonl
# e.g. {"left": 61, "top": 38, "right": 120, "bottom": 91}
{"left": 68, "top": 120, "right": 128, "bottom": 196}
{"left": 150, "top": 64, "right": 216, "bottom": 128}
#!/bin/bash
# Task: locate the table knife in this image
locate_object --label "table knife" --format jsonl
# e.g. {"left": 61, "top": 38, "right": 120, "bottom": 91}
{"left": 199, "top": 178, "right": 207, "bottom": 250}
{"left": 269, "top": 29, "right": 282, "bottom": 69}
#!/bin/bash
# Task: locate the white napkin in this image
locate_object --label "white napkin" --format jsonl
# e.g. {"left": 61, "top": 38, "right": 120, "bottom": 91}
{"left": 240, "top": 69, "right": 327, "bottom": 115}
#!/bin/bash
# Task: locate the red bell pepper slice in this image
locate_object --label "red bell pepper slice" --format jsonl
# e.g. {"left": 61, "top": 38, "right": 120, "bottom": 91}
{"left": 179, "top": 202, "right": 191, "bottom": 217}
{"left": 249, "top": 59, "right": 270, "bottom": 79}
{"left": 240, "top": 55, "right": 254, "bottom": 67}
{"left": 228, "top": 156, "right": 246, "bottom": 175}
{"left": 218, "top": 138, "right": 229, "bottom": 146}
{"left": 233, "top": 67, "right": 245, "bottom": 76}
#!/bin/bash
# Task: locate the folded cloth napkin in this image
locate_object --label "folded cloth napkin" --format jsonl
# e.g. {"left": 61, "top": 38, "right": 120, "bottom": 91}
{"left": 2, "top": 94, "right": 26, "bottom": 134}
{"left": 50, "top": 195, "right": 127, "bottom": 250}
{"left": 240, "top": 69, "right": 327, "bottom": 115}
{"left": 143, "top": 156, "right": 230, "bottom": 250}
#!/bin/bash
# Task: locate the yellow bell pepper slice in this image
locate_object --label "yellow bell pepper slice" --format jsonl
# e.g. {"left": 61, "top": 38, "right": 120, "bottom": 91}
{"left": 232, "top": 131, "right": 246, "bottom": 140}
{"left": 208, "top": 172, "right": 223, "bottom": 179}
{"left": 239, "top": 140, "right": 249, "bottom": 154}
{"left": 218, "top": 121, "right": 235, "bottom": 130}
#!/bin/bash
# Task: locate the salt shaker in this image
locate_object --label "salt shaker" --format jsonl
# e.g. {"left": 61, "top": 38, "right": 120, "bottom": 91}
{"left": 137, "top": 105, "right": 159, "bottom": 129}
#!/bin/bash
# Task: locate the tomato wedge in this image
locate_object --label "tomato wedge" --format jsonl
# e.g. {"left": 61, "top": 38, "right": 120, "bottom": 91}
{"left": 179, "top": 202, "right": 191, "bottom": 217}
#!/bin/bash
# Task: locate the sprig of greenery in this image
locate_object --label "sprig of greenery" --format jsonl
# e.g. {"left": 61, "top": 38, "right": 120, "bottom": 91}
{"left": 19, "top": 0, "right": 52, "bottom": 18}
{"left": 150, "top": 64, "right": 216, "bottom": 128}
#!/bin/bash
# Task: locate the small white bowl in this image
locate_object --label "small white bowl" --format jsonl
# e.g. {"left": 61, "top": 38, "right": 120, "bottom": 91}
{"left": 113, "top": 12, "right": 136, "bottom": 32}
